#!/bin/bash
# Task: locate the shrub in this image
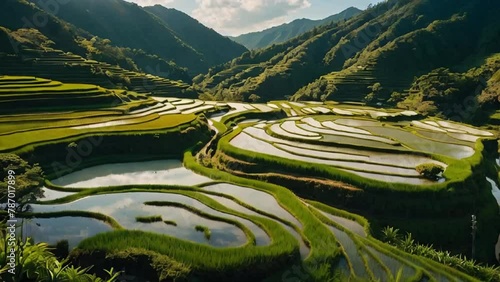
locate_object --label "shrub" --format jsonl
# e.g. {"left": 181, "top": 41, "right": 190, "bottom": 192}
{"left": 416, "top": 163, "right": 444, "bottom": 180}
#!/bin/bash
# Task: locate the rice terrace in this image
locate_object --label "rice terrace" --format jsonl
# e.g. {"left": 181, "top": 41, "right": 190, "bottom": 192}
{"left": 1, "top": 0, "right": 500, "bottom": 281}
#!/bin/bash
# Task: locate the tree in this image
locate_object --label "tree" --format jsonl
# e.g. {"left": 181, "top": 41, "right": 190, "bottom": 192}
{"left": 0, "top": 154, "right": 44, "bottom": 211}
{"left": 248, "top": 94, "right": 261, "bottom": 103}
{"left": 365, "top": 82, "right": 383, "bottom": 104}
{"left": 415, "top": 163, "right": 444, "bottom": 180}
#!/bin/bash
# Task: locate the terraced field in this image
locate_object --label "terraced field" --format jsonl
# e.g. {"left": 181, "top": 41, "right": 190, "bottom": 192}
{"left": 0, "top": 77, "right": 237, "bottom": 152}
{"left": 1, "top": 89, "right": 498, "bottom": 281}
{"left": 28, "top": 159, "right": 480, "bottom": 281}
{"left": 223, "top": 111, "right": 491, "bottom": 186}
{"left": 0, "top": 48, "right": 192, "bottom": 97}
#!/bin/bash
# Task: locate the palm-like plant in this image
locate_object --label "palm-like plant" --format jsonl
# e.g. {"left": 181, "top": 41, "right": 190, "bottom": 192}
{"left": 381, "top": 226, "right": 401, "bottom": 245}
{"left": 0, "top": 231, "right": 120, "bottom": 282}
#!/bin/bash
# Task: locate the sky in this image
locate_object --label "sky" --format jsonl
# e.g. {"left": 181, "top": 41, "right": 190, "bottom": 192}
{"left": 126, "top": 0, "right": 383, "bottom": 36}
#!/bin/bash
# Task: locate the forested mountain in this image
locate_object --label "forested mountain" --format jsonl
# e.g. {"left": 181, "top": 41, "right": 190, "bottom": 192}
{"left": 0, "top": 26, "right": 198, "bottom": 97}
{"left": 231, "top": 7, "right": 361, "bottom": 50}
{"left": 196, "top": 0, "right": 500, "bottom": 122}
{"left": 0, "top": 0, "right": 247, "bottom": 78}
{"left": 30, "top": 0, "right": 246, "bottom": 74}
{"left": 1, "top": 0, "right": 498, "bottom": 123}
{"left": 145, "top": 5, "right": 247, "bottom": 68}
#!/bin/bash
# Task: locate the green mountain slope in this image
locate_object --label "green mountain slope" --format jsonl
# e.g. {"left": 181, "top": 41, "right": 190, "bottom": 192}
{"left": 144, "top": 5, "right": 248, "bottom": 67}
{"left": 29, "top": 0, "right": 246, "bottom": 75}
{"left": 231, "top": 7, "right": 361, "bottom": 50}
{"left": 0, "top": 0, "right": 190, "bottom": 82}
{"left": 0, "top": 26, "right": 198, "bottom": 98}
{"left": 197, "top": 0, "right": 500, "bottom": 122}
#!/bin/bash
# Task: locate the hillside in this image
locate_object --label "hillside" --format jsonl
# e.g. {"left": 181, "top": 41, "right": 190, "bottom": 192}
{"left": 231, "top": 7, "right": 361, "bottom": 50}
{"left": 197, "top": 0, "right": 500, "bottom": 123}
{"left": 0, "top": 0, "right": 247, "bottom": 77}
{"left": 0, "top": 26, "right": 198, "bottom": 98}
{"left": 145, "top": 5, "right": 248, "bottom": 67}
{"left": 29, "top": 0, "right": 247, "bottom": 75}
{"left": 0, "top": 0, "right": 192, "bottom": 82}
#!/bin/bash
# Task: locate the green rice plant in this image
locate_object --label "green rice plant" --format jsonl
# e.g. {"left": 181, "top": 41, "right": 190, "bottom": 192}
{"left": 164, "top": 220, "right": 177, "bottom": 226}
{"left": 184, "top": 150, "right": 343, "bottom": 277}
{"left": 21, "top": 211, "right": 123, "bottom": 229}
{"left": 58, "top": 183, "right": 301, "bottom": 279}
{"left": 136, "top": 215, "right": 163, "bottom": 223}
{"left": 2, "top": 113, "right": 198, "bottom": 152}
{"left": 78, "top": 228, "right": 298, "bottom": 281}
{"left": 310, "top": 204, "right": 479, "bottom": 281}
{"left": 143, "top": 199, "right": 256, "bottom": 245}
{"left": 216, "top": 126, "right": 494, "bottom": 218}
{"left": 195, "top": 225, "right": 211, "bottom": 240}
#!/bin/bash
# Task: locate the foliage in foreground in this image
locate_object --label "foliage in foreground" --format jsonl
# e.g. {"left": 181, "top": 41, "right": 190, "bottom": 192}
{"left": 0, "top": 231, "right": 120, "bottom": 282}
{"left": 381, "top": 227, "right": 500, "bottom": 282}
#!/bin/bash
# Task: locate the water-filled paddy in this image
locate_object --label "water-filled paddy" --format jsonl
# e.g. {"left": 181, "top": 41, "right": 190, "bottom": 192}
{"left": 20, "top": 216, "right": 113, "bottom": 249}
{"left": 366, "top": 246, "right": 417, "bottom": 280}
{"left": 39, "top": 187, "right": 76, "bottom": 201}
{"left": 244, "top": 127, "right": 440, "bottom": 167}
{"left": 281, "top": 121, "right": 320, "bottom": 137}
{"left": 416, "top": 130, "right": 474, "bottom": 147}
{"left": 333, "top": 118, "right": 381, "bottom": 127}
{"left": 204, "top": 194, "right": 310, "bottom": 258}
{"left": 275, "top": 144, "right": 420, "bottom": 175}
{"left": 50, "top": 160, "right": 211, "bottom": 188}
{"left": 270, "top": 124, "right": 321, "bottom": 140}
{"left": 31, "top": 192, "right": 249, "bottom": 247}
{"left": 203, "top": 195, "right": 271, "bottom": 246}
{"left": 411, "top": 121, "right": 446, "bottom": 132}
{"left": 363, "top": 249, "right": 389, "bottom": 281}
{"left": 340, "top": 170, "right": 433, "bottom": 185}
{"left": 322, "top": 121, "right": 371, "bottom": 135}
{"left": 231, "top": 132, "right": 425, "bottom": 179}
{"left": 274, "top": 143, "right": 368, "bottom": 162}
{"left": 363, "top": 126, "right": 474, "bottom": 159}
{"left": 486, "top": 178, "right": 500, "bottom": 206}
{"left": 298, "top": 123, "right": 397, "bottom": 144}
{"left": 202, "top": 183, "right": 302, "bottom": 228}
{"left": 327, "top": 225, "right": 368, "bottom": 278}
{"left": 315, "top": 209, "right": 366, "bottom": 237}
{"left": 437, "top": 121, "right": 494, "bottom": 136}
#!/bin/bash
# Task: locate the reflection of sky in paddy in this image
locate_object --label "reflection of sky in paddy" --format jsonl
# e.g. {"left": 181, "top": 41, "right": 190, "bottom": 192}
{"left": 39, "top": 188, "right": 76, "bottom": 201}
{"left": 202, "top": 183, "right": 302, "bottom": 228}
{"left": 31, "top": 192, "right": 259, "bottom": 247}
{"left": 487, "top": 177, "right": 500, "bottom": 263}
{"left": 19, "top": 217, "right": 112, "bottom": 249}
{"left": 51, "top": 160, "right": 211, "bottom": 188}
{"left": 314, "top": 208, "right": 366, "bottom": 237}
{"left": 496, "top": 235, "right": 500, "bottom": 263}
{"left": 207, "top": 194, "right": 309, "bottom": 258}
{"left": 486, "top": 178, "right": 500, "bottom": 207}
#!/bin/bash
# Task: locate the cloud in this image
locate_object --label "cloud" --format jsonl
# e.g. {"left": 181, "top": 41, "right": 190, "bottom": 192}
{"left": 125, "top": 0, "right": 174, "bottom": 6}
{"left": 192, "top": 0, "right": 311, "bottom": 36}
